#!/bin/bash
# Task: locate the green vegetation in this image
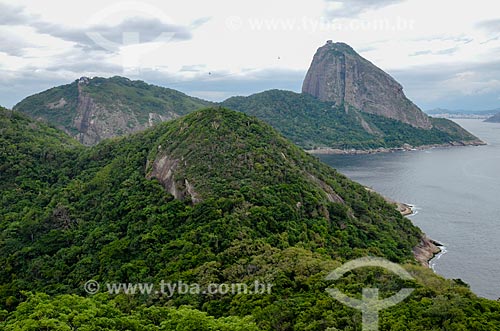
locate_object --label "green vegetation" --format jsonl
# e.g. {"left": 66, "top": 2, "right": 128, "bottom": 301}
{"left": 13, "top": 76, "right": 212, "bottom": 140}
{"left": 11, "top": 83, "right": 80, "bottom": 132}
{"left": 82, "top": 76, "right": 212, "bottom": 119}
{"left": 1, "top": 293, "right": 259, "bottom": 330}
{"left": 222, "top": 90, "right": 480, "bottom": 150}
{"left": 1, "top": 106, "right": 499, "bottom": 330}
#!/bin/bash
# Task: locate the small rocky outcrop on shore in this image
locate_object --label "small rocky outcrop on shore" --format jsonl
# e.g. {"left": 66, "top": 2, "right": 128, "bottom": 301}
{"left": 413, "top": 236, "right": 442, "bottom": 268}
{"left": 366, "top": 186, "right": 441, "bottom": 267}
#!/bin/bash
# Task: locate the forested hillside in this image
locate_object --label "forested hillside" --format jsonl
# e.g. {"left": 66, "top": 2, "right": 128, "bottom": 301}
{"left": 222, "top": 90, "right": 481, "bottom": 150}
{"left": 13, "top": 77, "right": 212, "bottom": 145}
{"left": 1, "top": 107, "right": 499, "bottom": 330}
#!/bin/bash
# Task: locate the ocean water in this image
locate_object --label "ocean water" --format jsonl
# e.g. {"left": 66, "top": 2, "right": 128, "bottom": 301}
{"left": 318, "top": 119, "right": 500, "bottom": 300}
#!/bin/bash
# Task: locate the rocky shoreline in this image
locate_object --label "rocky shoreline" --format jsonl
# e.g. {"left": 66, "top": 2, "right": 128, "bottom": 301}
{"left": 413, "top": 236, "right": 443, "bottom": 268}
{"left": 373, "top": 187, "right": 443, "bottom": 268}
{"left": 395, "top": 201, "right": 443, "bottom": 268}
{"left": 397, "top": 203, "right": 443, "bottom": 268}
{"left": 307, "top": 140, "right": 486, "bottom": 155}
{"left": 365, "top": 187, "right": 414, "bottom": 216}
{"left": 337, "top": 161, "right": 453, "bottom": 268}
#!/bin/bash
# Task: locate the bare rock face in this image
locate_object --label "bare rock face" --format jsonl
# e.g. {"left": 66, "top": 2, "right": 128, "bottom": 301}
{"left": 14, "top": 76, "right": 210, "bottom": 146}
{"left": 413, "top": 235, "right": 442, "bottom": 268}
{"left": 306, "top": 173, "right": 344, "bottom": 204}
{"left": 73, "top": 79, "right": 179, "bottom": 145}
{"left": 146, "top": 154, "right": 201, "bottom": 204}
{"left": 302, "top": 41, "right": 432, "bottom": 129}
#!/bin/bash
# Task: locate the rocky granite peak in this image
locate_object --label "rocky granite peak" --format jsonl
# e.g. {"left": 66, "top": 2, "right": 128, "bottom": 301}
{"left": 302, "top": 41, "right": 432, "bottom": 129}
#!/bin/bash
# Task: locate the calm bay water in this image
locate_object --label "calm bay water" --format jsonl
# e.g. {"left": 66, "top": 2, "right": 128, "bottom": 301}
{"left": 318, "top": 119, "right": 500, "bottom": 300}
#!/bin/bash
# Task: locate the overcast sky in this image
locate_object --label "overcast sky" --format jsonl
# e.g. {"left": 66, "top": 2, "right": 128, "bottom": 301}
{"left": 1, "top": 0, "right": 499, "bottom": 111}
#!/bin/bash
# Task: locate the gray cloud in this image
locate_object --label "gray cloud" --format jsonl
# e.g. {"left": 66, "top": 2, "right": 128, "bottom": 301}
{"left": 477, "top": 19, "right": 500, "bottom": 33}
{"left": 435, "top": 47, "right": 459, "bottom": 55}
{"left": 34, "top": 17, "right": 192, "bottom": 50}
{"left": 34, "top": 17, "right": 193, "bottom": 52}
{"left": 325, "top": 0, "right": 406, "bottom": 18}
{"left": 392, "top": 61, "right": 500, "bottom": 88}
{"left": 180, "top": 64, "right": 207, "bottom": 72}
{"left": 0, "top": 2, "right": 204, "bottom": 53}
{"left": 138, "top": 67, "right": 306, "bottom": 101}
{"left": 410, "top": 46, "right": 459, "bottom": 57}
{"left": 41, "top": 59, "right": 123, "bottom": 74}
{"left": 407, "top": 36, "right": 473, "bottom": 58}
{"left": 189, "top": 17, "right": 212, "bottom": 29}
{"left": 0, "top": 4, "right": 42, "bottom": 56}
{"left": 0, "top": 31, "right": 35, "bottom": 56}
{"left": 0, "top": 70, "right": 74, "bottom": 108}
{"left": 0, "top": 3, "right": 213, "bottom": 106}
{"left": 390, "top": 60, "right": 500, "bottom": 110}
{"left": 410, "top": 50, "right": 432, "bottom": 56}
{"left": 0, "top": 3, "right": 35, "bottom": 25}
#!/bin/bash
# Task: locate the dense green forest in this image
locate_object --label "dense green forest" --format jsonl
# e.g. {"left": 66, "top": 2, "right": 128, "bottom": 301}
{"left": 1, "top": 106, "right": 499, "bottom": 330}
{"left": 222, "top": 90, "right": 480, "bottom": 149}
{"left": 13, "top": 76, "right": 212, "bottom": 137}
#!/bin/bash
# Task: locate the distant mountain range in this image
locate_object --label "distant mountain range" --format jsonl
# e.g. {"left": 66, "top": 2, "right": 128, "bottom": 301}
{"left": 485, "top": 112, "right": 500, "bottom": 123}
{"left": 13, "top": 41, "right": 483, "bottom": 150}
{"left": 426, "top": 108, "right": 500, "bottom": 119}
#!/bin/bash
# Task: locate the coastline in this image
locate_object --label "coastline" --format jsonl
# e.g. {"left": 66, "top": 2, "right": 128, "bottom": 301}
{"left": 313, "top": 139, "right": 485, "bottom": 266}
{"left": 307, "top": 140, "right": 486, "bottom": 155}
{"left": 365, "top": 187, "right": 414, "bottom": 216}
{"left": 413, "top": 235, "right": 443, "bottom": 268}
{"left": 371, "top": 187, "right": 444, "bottom": 268}
{"left": 395, "top": 201, "right": 443, "bottom": 268}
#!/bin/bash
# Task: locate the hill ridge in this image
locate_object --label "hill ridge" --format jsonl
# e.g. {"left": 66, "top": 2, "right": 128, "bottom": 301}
{"left": 13, "top": 76, "right": 212, "bottom": 145}
{"left": 222, "top": 89, "right": 482, "bottom": 150}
